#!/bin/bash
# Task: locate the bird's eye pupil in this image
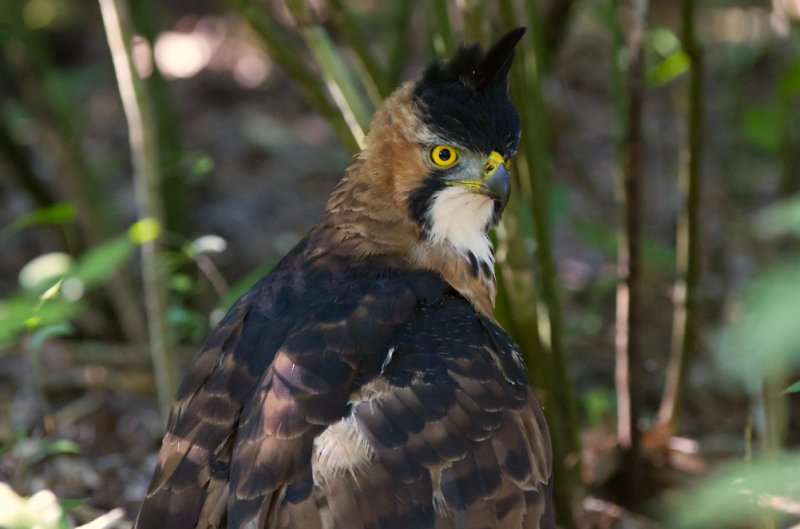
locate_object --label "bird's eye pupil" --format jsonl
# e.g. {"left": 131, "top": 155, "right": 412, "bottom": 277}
{"left": 431, "top": 145, "right": 458, "bottom": 167}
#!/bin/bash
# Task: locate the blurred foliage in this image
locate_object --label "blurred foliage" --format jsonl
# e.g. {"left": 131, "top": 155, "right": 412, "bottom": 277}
{"left": 0, "top": 219, "right": 153, "bottom": 346}
{"left": 669, "top": 454, "right": 800, "bottom": 528}
{"left": 2, "top": 0, "right": 800, "bottom": 527}
{"left": 0, "top": 483, "right": 69, "bottom": 529}
{"left": 0, "top": 204, "right": 75, "bottom": 241}
{"left": 717, "top": 264, "right": 800, "bottom": 392}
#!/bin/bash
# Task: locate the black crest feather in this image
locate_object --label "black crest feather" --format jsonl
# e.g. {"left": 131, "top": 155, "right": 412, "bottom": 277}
{"left": 422, "top": 27, "right": 526, "bottom": 91}
{"left": 412, "top": 28, "right": 524, "bottom": 156}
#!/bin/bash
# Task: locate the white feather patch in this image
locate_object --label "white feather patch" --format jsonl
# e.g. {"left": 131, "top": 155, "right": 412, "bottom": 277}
{"left": 380, "top": 346, "right": 396, "bottom": 375}
{"left": 312, "top": 415, "right": 375, "bottom": 485}
{"left": 427, "top": 186, "right": 495, "bottom": 267}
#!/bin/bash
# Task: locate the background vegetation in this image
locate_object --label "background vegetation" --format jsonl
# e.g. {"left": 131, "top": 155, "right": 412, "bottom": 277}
{"left": 1, "top": 0, "right": 799, "bottom": 527}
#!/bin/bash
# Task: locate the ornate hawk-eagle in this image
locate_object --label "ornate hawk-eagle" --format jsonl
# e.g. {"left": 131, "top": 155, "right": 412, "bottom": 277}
{"left": 134, "top": 28, "right": 554, "bottom": 529}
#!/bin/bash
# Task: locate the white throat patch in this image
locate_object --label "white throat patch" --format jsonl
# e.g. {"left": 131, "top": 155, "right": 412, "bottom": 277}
{"left": 427, "top": 186, "right": 495, "bottom": 270}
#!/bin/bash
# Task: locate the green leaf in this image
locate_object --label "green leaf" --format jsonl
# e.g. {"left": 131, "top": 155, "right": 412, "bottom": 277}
{"left": 170, "top": 273, "right": 194, "bottom": 294}
{"left": 30, "top": 322, "right": 74, "bottom": 352}
{"left": 754, "top": 195, "right": 800, "bottom": 239}
{"left": 183, "top": 151, "right": 215, "bottom": 181}
{"left": 13, "top": 437, "right": 80, "bottom": 463}
{"left": 0, "top": 296, "right": 81, "bottom": 346}
{"left": 0, "top": 203, "right": 76, "bottom": 240}
{"left": 70, "top": 236, "right": 133, "bottom": 288}
{"left": 784, "top": 380, "right": 800, "bottom": 394}
{"left": 668, "top": 453, "right": 800, "bottom": 528}
{"left": 129, "top": 218, "right": 162, "bottom": 244}
{"left": 716, "top": 264, "right": 800, "bottom": 391}
{"left": 778, "top": 56, "right": 800, "bottom": 99}
{"left": 647, "top": 51, "right": 690, "bottom": 87}
{"left": 59, "top": 497, "right": 89, "bottom": 510}
{"left": 649, "top": 28, "right": 681, "bottom": 57}
{"left": 742, "top": 104, "right": 782, "bottom": 154}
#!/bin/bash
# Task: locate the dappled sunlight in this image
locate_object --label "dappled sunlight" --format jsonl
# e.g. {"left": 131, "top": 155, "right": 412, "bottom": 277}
{"left": 154, "top": 30, "right": 211, "bottom": 79}
{"left": 699, "top": 7, "right": 773, "bottom": 42}
{"left": 149, "top": 15, "right": 273, "bottom": 87}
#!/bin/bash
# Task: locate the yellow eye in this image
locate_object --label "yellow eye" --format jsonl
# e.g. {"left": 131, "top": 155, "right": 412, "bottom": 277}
{"left": 430, "top": 145, "right": 458, "bottom": 168}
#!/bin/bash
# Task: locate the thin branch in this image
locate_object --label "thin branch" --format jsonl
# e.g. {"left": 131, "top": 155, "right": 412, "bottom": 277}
{"left": 386, "top": 0, "right": 416, "bottom": 86}
{"left": 542, "top": 0, "right": 577, "bottom": 70}
{"left": 99, "top": 0, "right": 176, "bottom": 419}
{"left": 328, "top": 0, "right": 392, "bottom": 101}
{"left": 460, "top": 0, "right": 488, "bottom": 45}
{"left": 0, "top": 112, "right": 57, "bottom": 207}
{"left": 523, "top": 0, "right": 580, "bottom": 470}
{"left": 614, "top": 0, "right": 648, "bottom": 499}
{"left": 658, "top": 0, "right": 703, "bottom": 434}
{"left": 229, "top": 0, "right": 361, "bottom": 153}
{"left": 286, "top": 0, "right": 372, "bottom": 143}
{"left": 430, "top": 0, "right": 456, "bottom": 58}
{"left": 129, "top": 0, "right": 190, "bottom": 237}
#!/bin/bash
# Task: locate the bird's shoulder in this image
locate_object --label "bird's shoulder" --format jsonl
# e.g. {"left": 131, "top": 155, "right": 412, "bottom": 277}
{"left": 135, "top": 237, "right": 456, "bottom": 528}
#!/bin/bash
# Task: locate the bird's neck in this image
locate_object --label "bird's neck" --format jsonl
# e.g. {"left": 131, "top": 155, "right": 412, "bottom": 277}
{"left": 317, "top": 174, "right": 497, "bottom": 317}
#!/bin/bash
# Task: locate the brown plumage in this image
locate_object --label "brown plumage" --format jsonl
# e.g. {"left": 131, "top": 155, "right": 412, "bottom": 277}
{"left": 134, "top": 28, "right": 554, "bottom": 529}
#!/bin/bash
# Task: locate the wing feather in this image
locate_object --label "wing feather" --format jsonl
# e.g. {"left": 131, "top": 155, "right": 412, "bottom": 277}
{"left": 135, "top": 252, "right": 553, "bottom": 529}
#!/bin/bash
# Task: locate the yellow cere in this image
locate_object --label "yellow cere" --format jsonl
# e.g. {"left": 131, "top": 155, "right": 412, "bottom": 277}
{"left": 430, "top": 145, "right": 458, "bottom": 168}
{"left": 484, "top": 151, "right": 506, "bottom": 177}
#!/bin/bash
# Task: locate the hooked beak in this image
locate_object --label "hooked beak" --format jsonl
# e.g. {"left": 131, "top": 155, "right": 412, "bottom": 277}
{"left": 482, "top": 151, "right": 510, "bottom": 211}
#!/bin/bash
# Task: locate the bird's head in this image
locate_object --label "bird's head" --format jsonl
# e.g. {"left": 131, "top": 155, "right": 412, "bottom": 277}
{"left": 324, "top": 28, "right": 525, "bottom": 312}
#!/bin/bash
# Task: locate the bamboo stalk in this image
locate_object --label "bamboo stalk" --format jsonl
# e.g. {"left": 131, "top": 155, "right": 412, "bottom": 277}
{"left": 496, "top": 3, "right": 579, "bottom": 525}
{"left": 228, "top": 0, "right": 361, "bottom": 153}
{"left": 0, "top": 112, "right": 57, "bottom": 207}
{"left": 614, "top": 0, "right": 648, "bottom": 499}
{"left": 542, "top": 0, "right": 577, "bottom": 71}
{"left": 494, "top": 198, "right": 549, "bottom": 393}
{"left": 386, "top": 0, "right": 416, "bottom": 86}
{"left": 524, "top": 8, "right": 581, "bottom": 526}
{"left": 286, "top": 0, "right": 372, "bottom": 143}
{"left": 328, "top": 0, "right": 392, "bottom": 102}
{"left": 430, "top": 0, "right": 456, "bottom": 58}
{"left": 459, "top": 0, "right": 488, "bottom": 45}
{"left": 99, "top": 0, "right": 176, "bottom": 419}
{"left": 129, "top": 0, "right": 190, "bottom": 237}
{"left": 522, "top": 0, "right": 580, "bottom": 470}
{"left": 778, "top": 24, "right": 800, "bottom": 196}
{"left": 658, "top": 0, "right": 703, "bottom": 434}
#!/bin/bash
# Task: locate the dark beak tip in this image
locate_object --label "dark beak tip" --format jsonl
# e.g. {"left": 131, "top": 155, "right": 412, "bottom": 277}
{"left": 485, "top": 165, "right": 511, "bottom": 210}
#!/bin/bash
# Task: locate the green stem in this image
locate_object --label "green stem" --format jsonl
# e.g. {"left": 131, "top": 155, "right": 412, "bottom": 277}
{"left": 0, "top": 112, "right": 57, "bottom": 207}
{"left": 430, "top": 0, "right": 456, "bottom": 58}
{"left": 387, "top": 0, "right": 416, "bottom": 85}
{"left": 522, "top": 2, "right": 580, "bottom": 471}
{"left": 461, "top": 0, "right": 488, "bottom": 45}
{"left": 286, "top": 0, "right": 372, "bottom": 142}
{"left": 541, "top": 0, "right": 577, "bottom": 71}
{"left": 328, "top": 0, "right": 392, "bottom": 101}
{"left": 99, "top": 0, "right": 176, "bottom": 419}
{"left": 129, "top": 0, "right": 190, "bottom": 237}
{"left": 497, "top": 2, "right": 579, "bottom": 525}
{"left": 229, "top": 0, "right": 361, "bottom": 153}
{"left": 614, "top": 0, "right": 647, "bottom": 501}
{"left": 658, "top": 0, "right": 703, "bottom": 435}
